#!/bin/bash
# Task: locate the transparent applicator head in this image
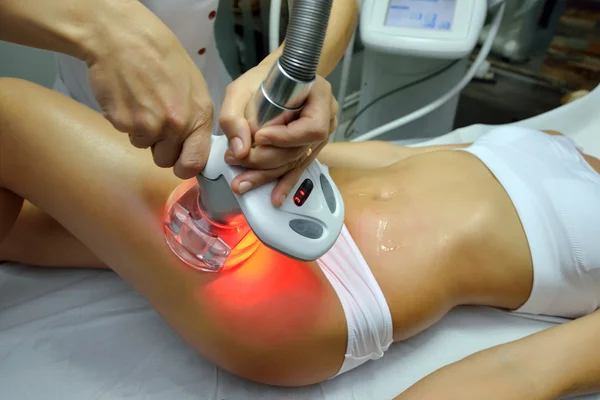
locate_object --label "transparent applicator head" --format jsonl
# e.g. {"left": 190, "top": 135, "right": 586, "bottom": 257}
{"left": 163, "top": 180, "right": 260, "bottom": 272}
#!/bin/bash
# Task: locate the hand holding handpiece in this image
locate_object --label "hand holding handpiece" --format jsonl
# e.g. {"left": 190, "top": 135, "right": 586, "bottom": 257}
{"left": 85, "top": 2, "right": 216, "bottom": 180}
{"left": 1, "top": 0, "right": 215, "bottom": 180}
{"left": 217, "top": 0, "right": 358, "bottom": 207}
{"left": 164, "top": 0, "right": 345, "bottom": 271}
{"left": 220, "top": 61, "right": 338, "bottom": 207}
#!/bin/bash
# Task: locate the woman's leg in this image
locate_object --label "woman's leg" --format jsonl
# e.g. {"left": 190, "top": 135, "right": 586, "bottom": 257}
{"left": 0, "top": 188, "right": 23, "bottom": 247}
{"left": 0, "top": 201, "right": 105, "bottom": 268}
{"left": 0, "top": 78, "right": 347, "bottom": 386}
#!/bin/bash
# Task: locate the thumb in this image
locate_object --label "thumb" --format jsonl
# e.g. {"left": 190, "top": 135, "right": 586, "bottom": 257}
{"left": 219, "top": 84, "right": 255, "bottom": 160}
{"left": 173, "top": 120, "right": 213, "bottom": 179}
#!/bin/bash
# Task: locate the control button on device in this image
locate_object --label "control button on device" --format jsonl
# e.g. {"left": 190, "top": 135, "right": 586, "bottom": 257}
{"left": 320, "top": 174, "right": 336, "bottom": 213}
{"left": 289, "top": 219, "right": 324, "bottom": 239}
{"left": 293, "top": 179, "right": 314, "bottom": 206}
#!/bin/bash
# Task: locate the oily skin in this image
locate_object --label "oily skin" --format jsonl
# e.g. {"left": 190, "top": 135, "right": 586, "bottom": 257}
{"left": 0, "top": 79, "right": 531, "bottom": 381}
{"left": 329, "top": 148, "right": 534, "bottom": 341}
{"left": 0, "top": 79, "right": 346, "bottom": 386}
{"left": 324, "top": 135, "right": 600, "bottom": 342}
{"left": 3, "top": 79, "right": 600, "bottom": 386}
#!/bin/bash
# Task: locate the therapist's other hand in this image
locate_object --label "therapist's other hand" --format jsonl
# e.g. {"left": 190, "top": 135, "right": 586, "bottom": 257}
{"left": 219, "top": 65, "right": 338, "bottom": 207}
{"left": 86, "top": 3, "right": 214, "bottom": 179}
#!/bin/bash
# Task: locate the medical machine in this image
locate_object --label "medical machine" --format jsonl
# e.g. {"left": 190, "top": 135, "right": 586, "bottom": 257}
{"left": 481, "top": 0, "right": 563, "bottom": 63}
{"left": 339, "top": 0, "right": 501, "bottom": 143}
{"left": 163, "top": 0, "right": 345, "bottom": 272}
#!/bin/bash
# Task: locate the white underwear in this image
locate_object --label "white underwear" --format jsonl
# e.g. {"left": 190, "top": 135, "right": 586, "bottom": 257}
{"left": 462, "top": 127, "right": 600, "bottom": 319}
{"left": 316, "top": 126, "right": 600, "bottom": 377}
{"left": 317, "top": 225, "right": 393, "bottom": 376}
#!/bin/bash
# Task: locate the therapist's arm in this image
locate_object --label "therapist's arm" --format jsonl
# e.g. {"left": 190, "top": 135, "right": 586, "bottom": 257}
{"left": 0, "top": 0, "right": 97, "bottom": 59}
{"left": 0, "top": 0, "right": 216, "bottom": 180}
{"left": 258, "top": 0, "right": 359, "bottom": 77}
{"left": 395, "top": 310, "right": 600, "bottom": 399}
{"left": 220, "top": 0, "right": 360, "bottom": 206}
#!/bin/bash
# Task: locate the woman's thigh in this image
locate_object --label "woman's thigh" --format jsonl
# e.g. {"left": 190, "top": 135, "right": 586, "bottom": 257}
{"left": 0, "top": 78, "right": 347, "bottom": 385}
{"left": 0, "top": 78, "right": 181, "bottom": 279}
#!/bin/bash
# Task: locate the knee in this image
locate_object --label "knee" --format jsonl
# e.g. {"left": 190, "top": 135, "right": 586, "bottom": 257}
{"left": 0, "top": 188, "right": 24, "bottom": 251}
{"left": 0, "top": 78, "right": 35, "bottom": 168}
{"left": 0, "top": 78, "right": 31, "bottom": 102}
{"left": 0, "top": 78, "right": 47, "bottom": 118}
{"left": 0, "top": 79, "right": 27, "bottom": 246}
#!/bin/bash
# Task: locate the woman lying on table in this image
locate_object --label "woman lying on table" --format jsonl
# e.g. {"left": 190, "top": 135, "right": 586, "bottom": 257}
{"left": 1, "top": 78, "right": 599, "bottom": 399}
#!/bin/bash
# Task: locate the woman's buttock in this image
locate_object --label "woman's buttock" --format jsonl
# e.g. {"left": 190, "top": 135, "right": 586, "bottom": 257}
{"left": 330, "top": 150, "right": 535, "bottom": 340}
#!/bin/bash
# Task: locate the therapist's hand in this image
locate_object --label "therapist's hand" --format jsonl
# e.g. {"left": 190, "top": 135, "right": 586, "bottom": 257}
{"left": 86, "top": 2, "right": 214, "bottom": 179}
{"left": 219, "top": 64, "right": 338, "bottom": 207}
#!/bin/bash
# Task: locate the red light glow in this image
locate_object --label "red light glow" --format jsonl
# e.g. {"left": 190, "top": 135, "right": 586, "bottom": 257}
{"left": 198, "top": 240, "right": 327, "bottom": 346}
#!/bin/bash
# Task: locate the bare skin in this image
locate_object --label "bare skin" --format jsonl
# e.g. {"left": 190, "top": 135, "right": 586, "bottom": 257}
{"left": 1, "top": 78, "right": 599, "bottom": 390}
{"left": 394, "top": 308, "right": 600, "bottom": 399}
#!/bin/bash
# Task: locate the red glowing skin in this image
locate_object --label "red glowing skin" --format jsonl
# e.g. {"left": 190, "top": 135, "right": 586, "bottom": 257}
{"left": 199, "top": 242, "right": 329, "bottom": 347}
{"left": 166, "top": 180, "right": 336, "bottom": 348}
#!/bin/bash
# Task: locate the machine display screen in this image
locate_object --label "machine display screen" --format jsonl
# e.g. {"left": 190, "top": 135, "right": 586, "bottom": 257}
{"left": 385, "top": 0, "right": 456, "bottom": 31}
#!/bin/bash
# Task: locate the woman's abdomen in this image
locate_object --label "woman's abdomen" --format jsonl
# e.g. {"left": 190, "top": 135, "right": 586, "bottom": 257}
{"left": 337, "top": 151, "right": 534, "bottom": 340}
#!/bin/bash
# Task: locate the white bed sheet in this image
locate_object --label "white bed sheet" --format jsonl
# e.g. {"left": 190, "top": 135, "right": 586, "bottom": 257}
{"left": 1, "top": 85, "right": 598, "bottom": 400}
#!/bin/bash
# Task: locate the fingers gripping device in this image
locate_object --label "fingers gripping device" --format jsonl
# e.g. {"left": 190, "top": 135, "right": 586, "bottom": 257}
{"left": 164, "top": 0, "right": 345, "bottom": 272}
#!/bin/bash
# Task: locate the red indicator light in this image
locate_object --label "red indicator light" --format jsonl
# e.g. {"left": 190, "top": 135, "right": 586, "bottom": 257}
{"left": 293, "top": 179, "right": 314, "bottom": 207}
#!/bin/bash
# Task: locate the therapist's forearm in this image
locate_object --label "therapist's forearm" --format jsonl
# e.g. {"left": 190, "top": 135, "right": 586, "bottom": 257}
{"left": 0, "top": 0, "right": 163, "bottom": 62}
{"left": 258, "top": 0, "right": 359, "bottom": 77}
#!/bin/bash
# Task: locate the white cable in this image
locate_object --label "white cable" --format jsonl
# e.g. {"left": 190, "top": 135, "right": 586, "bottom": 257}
{"left": 350, "top": 2, "right": 506, "bottom": 143}
{"left": 269, "top": 0, "right": 283, "bottom": 53}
